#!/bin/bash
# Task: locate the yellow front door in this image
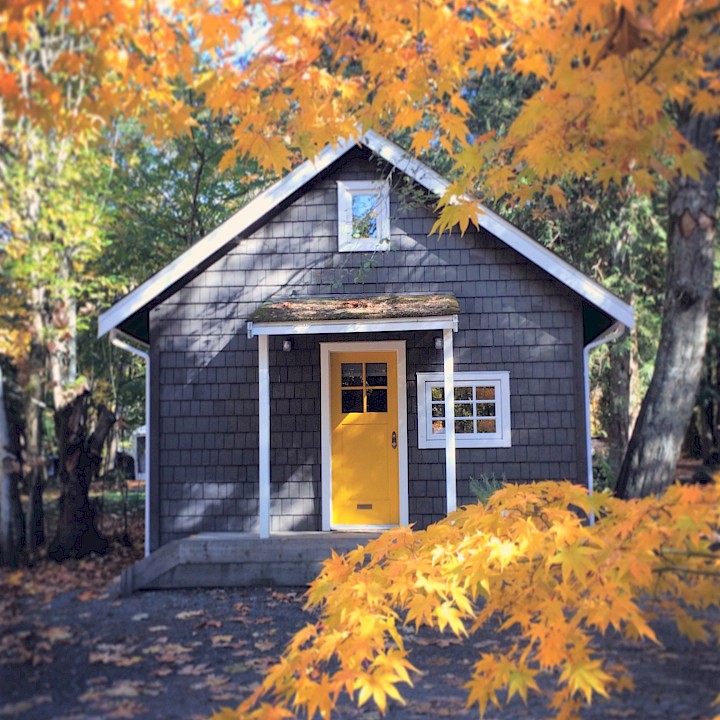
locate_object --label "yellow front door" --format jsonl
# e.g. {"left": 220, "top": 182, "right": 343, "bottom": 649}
{"left": 330, "top": 351, "right": 399, "bottom": 526}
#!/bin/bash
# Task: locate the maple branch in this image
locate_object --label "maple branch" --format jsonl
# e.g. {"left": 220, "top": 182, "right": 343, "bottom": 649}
{"left": 591, "top": 7, "right": 625, "bottom": 71}
{"left": 635, "top": 26, "right": 688, "bottom": 85}
{"left": 656, "top": 549, "right": 719, "bottom": 560}
{"left": 653, "top": 566, "right": 720, "bottom": 577}
{"left": 635, "top": 2, "right": 720, "bottom": 85}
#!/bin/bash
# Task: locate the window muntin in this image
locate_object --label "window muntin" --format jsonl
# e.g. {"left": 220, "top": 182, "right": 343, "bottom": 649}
{"left": 340, "top": 361, "right": 389, "bottom": 414}
{"left": 417, "top": 372, "right": 511, "bottom": 448}
{"left": 337, "top": 180, "right": 390, "bottom": 252}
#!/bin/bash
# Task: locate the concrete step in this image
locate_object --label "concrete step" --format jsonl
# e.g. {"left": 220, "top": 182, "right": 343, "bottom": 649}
{"left": 121, "top": 532, "right": 377, "bottom": 595}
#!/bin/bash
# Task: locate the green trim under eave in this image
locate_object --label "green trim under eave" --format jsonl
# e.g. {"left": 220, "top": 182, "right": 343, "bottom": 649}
{"left": 250, "top": 293, "right": 461, "bottom": 323}
{"left": 119, "top": 311, "right": 150, "bottom": 345}
{"left": 582, "top": 301, "right": 615, "bottom": 346}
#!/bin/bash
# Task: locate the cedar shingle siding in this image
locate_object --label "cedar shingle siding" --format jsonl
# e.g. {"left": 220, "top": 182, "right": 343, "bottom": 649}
{"left": 150, "top": 149, "right": 586, "bottom": 547}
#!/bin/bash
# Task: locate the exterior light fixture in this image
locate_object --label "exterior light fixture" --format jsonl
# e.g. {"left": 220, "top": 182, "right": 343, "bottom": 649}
{"left": 434, "top": 337, "right": 443, "bottom": 350}
{"left": 282, "top": 339, "right": 293, "bottom": 352}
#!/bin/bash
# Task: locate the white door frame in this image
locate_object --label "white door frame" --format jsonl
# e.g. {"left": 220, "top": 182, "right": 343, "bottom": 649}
{"left": 320, "top": 340, "right": 409, "bottom": 531}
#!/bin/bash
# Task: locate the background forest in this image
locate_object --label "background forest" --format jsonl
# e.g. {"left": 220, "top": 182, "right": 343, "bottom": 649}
{"left": 0, "top": 0, "right": 718, "bottom": 567}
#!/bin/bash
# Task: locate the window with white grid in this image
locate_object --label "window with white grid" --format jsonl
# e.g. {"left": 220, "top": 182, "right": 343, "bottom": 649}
{"left": 416, "top": 371, "right": 511, "bottom": 449}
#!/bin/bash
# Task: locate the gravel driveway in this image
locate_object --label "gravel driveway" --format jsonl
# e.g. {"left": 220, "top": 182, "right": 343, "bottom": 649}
{"left": 1, "top": 582, "right": 718, "bottom": 720}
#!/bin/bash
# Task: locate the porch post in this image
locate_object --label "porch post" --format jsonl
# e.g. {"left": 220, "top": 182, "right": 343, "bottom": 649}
{"left": 258, "top": 334, "right": 271, "bottom": 538}
{"left": 443, "top": 327, "right": 457, "bottom": 513}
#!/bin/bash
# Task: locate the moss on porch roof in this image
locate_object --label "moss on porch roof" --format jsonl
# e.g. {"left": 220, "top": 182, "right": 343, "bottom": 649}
{"left": 250, "top": 294, "right": 460, "bottom": 323}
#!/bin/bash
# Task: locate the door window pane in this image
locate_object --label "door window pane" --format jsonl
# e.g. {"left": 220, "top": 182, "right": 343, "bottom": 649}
{"left": 431, "top": 419, "right": 445, "bottom": 434}
{"left": 366, "top": 388, "right": 387, "bottom": 413}
{"left": 365, "top": 363, "right": 387, "bottom": 387}
{"left": 341, "top": 363, "right": 363, "bottom": 387}
{"left": 342, "top": 390, "right": 363, "bottom": 413}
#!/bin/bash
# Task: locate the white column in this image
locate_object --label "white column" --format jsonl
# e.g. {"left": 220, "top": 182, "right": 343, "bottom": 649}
{"left": 258, "top": 334, "right": 271, "bottom": 538}
{"left": 443, "top": 327, "right": 457, "bottom": 513}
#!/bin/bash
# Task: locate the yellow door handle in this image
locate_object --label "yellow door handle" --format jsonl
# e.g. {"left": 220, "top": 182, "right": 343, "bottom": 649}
{"left": 391, "top": 431, "right": 397, "bottom": 449}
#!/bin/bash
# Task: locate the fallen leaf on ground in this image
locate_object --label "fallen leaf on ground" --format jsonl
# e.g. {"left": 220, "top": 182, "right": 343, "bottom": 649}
{"left": 211, "top": 635, "right": 234, "bottom": 647}
{"left": 176, "top": 610, "right": 205, "bottom": 620}
{"left": 89, "top": 644, "right": 142, "bottom": 667}
{"left": 43, "top": 626, "right": 73, "bottom": 642}
{"left": 178, "top": 663, "right": 212, "bottom": 676}
{"left": 413, "top": 636, "right": 463, "bottom": 647}
{"left": 254, "top": 639, "right": 276, "bottom": 652}
{"left": 191, "top": 674, "right": 230, "bottom": 690}
{"left": 195, "top": 619, "right": 222, "bottom": 629}
{"left": 224, "top": 662, "right": 253, "bottom": 674}
{"left": 106, "top": 701, "right": 146, "bottom": 719}
{"left": 0, "top": 695, "right": 52, "bottom": 717}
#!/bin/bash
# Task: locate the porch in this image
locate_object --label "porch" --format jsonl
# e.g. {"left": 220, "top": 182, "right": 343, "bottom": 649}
{"left": 120, "top": 531, "right": 378, "bottom": 595}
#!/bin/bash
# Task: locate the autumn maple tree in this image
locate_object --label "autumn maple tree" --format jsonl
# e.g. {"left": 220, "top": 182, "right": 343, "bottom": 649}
{"left": 202, "top": 0, "right": 719, "bottom": 498}
{"left": 210, "top": 482, "right": 720, "bottom": 720}
{"left": 2, "top": 1, "right": 718, "bottom": 563}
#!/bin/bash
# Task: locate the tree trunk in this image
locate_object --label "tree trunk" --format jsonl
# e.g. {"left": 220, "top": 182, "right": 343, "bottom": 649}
{"left": 0, "top": 367, "right": 26, "bottom": 567}
{"left": 600, "top": 338, "right": 633, "bottom": 481}
{"left": 49, "top": 392, "right": 115, "bottom": 560}
{"left": 22, "top": 295, "right": 47, "bottom": 560}
{"left": 695, "top": 287, "right": 719, "bottom": 465}
{"left": 616, "top": 109, "right": 719, "bottom": 498}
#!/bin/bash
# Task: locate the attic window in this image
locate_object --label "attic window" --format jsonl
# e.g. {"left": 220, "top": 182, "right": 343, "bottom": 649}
{"left": 337, "top": 180, "right": 390, "bottom": 252}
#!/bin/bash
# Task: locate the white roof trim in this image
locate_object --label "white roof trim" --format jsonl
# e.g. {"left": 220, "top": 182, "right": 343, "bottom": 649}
{"left": 98, "top": 136, "right": 358, "bottom": 338}
{"left": 363, "top": 131, "right": 634, "bottom": 330}
{"left": 247, "top": 315, "right": 459, "bottom": 338}
{"left": 99, "top": 131, "right": 633, "bottom": 338}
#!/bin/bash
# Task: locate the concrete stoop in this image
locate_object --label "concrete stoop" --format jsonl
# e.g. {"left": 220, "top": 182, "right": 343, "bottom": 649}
{"left": 120, "top": 532, "right": 377, "bottom": 595}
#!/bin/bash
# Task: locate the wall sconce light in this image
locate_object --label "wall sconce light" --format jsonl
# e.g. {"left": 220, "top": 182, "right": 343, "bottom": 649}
{"left": 434, "top": 337, "right": 443, "bottom": 351}
{"left": 282, "top": 339, "right": 293, "bottom": 353}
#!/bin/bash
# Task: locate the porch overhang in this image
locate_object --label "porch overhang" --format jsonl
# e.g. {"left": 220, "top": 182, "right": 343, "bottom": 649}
{"left": 248, "top": 314, "right": 458, "bottom": 337}
{"left": 248, "top": 294, "right": 460, "bottom": 539}
{"left": 247, "top": 293, "right": 460, "bottom": 338}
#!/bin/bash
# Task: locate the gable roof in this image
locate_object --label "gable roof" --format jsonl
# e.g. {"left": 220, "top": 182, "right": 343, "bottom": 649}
{"left": 98, "top": 131, "right": 634, "bottom": 341}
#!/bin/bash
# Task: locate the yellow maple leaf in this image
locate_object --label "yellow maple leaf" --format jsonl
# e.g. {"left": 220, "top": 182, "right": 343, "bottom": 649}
{"left": 560, "top": 657, "right": 612, "bottom": 703}
{"left": 434, "top": 601, "right": 468, "bottom": 636}
{"left": 507, "top": 665, "right": 540, "bottom": 703}
{"left": 550, "top": 543, "right": 597, "bottom": 583}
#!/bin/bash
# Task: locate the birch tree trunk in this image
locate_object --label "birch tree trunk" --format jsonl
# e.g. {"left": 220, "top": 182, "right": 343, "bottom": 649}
{"left": 616, "top": 109, "right": 719, "bottom": 498}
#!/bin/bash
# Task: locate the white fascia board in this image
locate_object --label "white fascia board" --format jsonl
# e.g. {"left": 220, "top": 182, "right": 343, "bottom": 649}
{"left": 98, "top": 129, "right": 633, "bottom": 338}
{"left": 473, "top": 206, "right": 635, "bottom": 330}
{"left": 97, "top": 136, "right": 359, "bottom": 338}
{"left": 360, "top": 132, "right": 634, "bottom": 331}
{"left": 247, "top": 315, "right": 458, "bottom": 338}
{"left": 362, "top": 130, "right": 448, "bottom": 197}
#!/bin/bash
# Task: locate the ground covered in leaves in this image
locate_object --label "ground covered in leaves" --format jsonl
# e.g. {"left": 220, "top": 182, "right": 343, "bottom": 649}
{"left": 1, "top": 478, "right": 719, "bottom": 720}
{"left": 1, "top": 558, "right": 719, "bottom": 719}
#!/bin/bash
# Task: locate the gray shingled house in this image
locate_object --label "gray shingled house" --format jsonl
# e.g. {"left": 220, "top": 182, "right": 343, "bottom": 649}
{"left": 99, "top": 132, "right": 633, "bottom": 587}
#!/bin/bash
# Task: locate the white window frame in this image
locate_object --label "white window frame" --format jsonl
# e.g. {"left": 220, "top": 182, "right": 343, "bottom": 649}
{"left": 417, "top": 371, "right": 511, "bottom": 449}
{"left": 337, "top": 180, "right": 390, "bottom": 252}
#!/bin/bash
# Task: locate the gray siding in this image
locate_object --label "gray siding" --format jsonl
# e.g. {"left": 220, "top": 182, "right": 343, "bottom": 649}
{"left": 150, "top": 149, "right": 585, "bottom": 547}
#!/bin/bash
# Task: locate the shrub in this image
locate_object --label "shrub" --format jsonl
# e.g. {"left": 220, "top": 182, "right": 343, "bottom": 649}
{"left": 211, "top": 481, "right": 720, "bottom": 720}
